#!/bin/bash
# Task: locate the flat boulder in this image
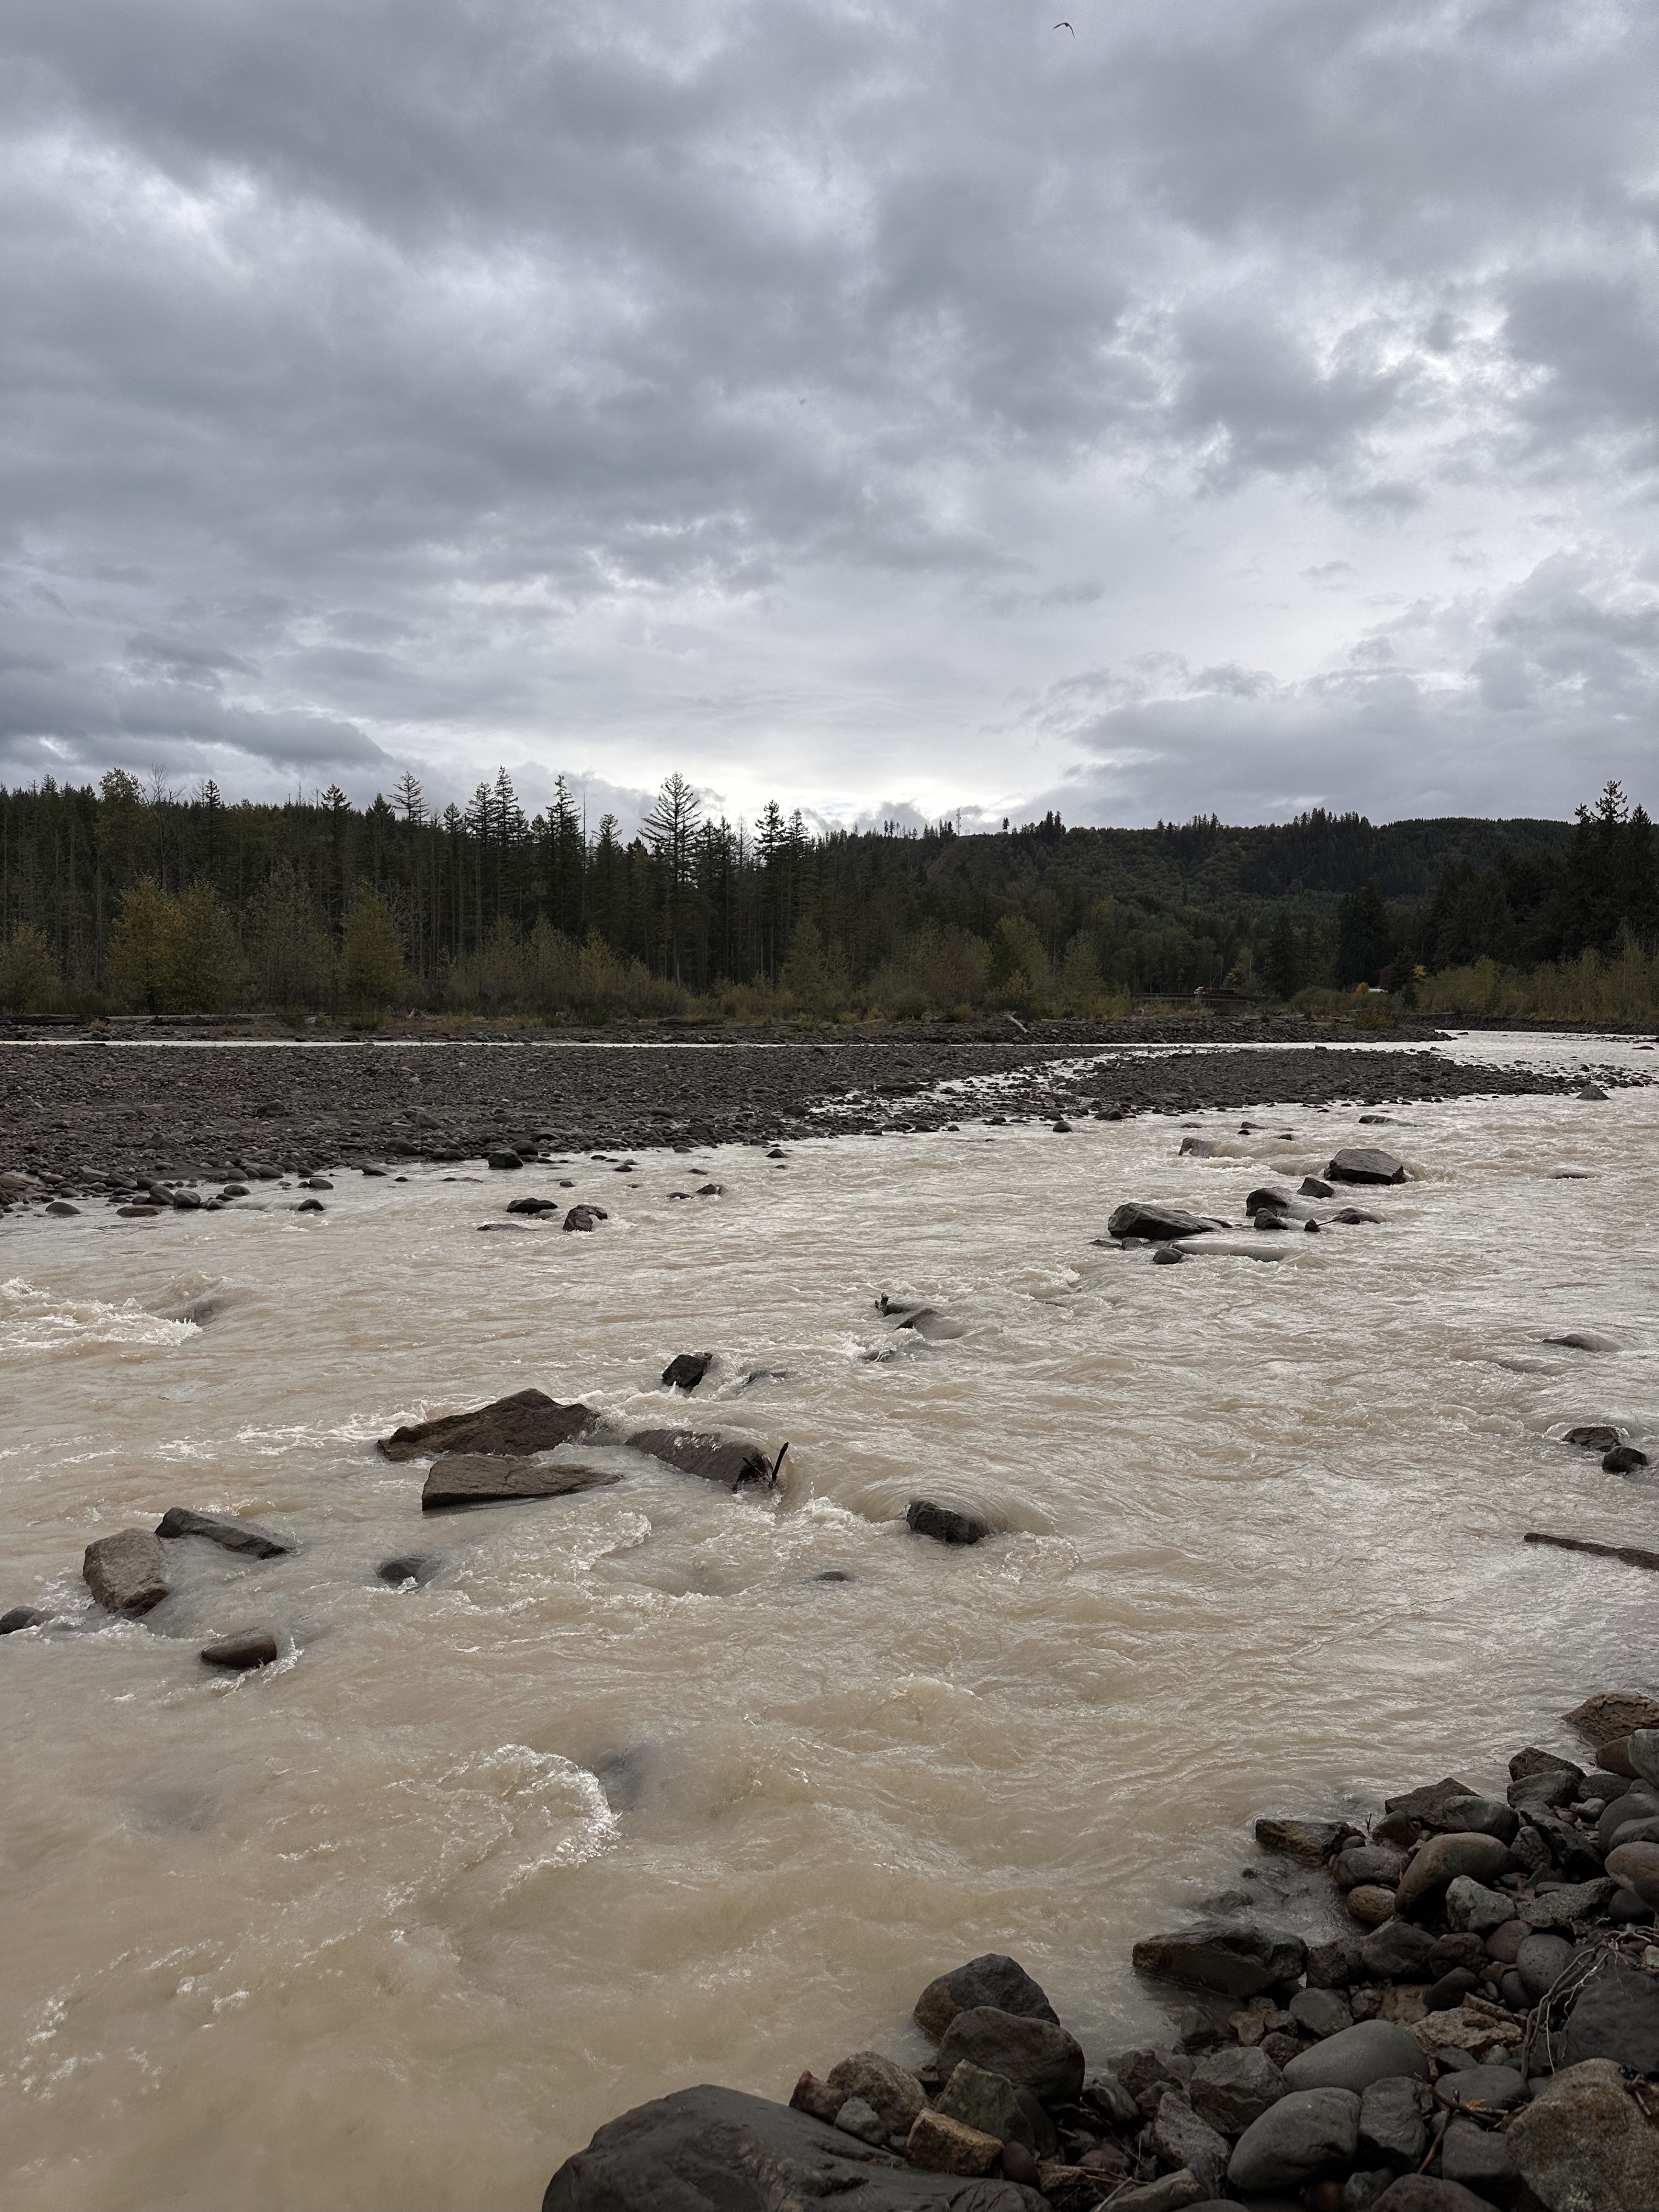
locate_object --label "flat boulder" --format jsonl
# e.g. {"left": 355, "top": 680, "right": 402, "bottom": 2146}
{"left": 155, "top": 1506, "right": 291, "bottom": 1558}
{"left": 915, "top": 1955, "right": 1060, "bottom": 2042}
{"left": 200, "top": 1630, "right": 279, "bottom": 1670}
{"left": 421, "top": 1456, "right": 624, "bottom": 1511}
{"left": 1132, "top": 1923, "right": 1307, "bottom": 2000}
{"left": 1105, "top": 1203, "right": 1222, "bottom": 1242}
{"left": 1564, "top": 1690, "right": 1659, "bottom": 1746}
{"left": 540, "top": 2084, "right": 1037, "bottom": 2212}
{"left": 1506, "top": 2057, "right": 1659, "bottom": 2212}
{"left": 625, "top": 1429, "right": 778, "bottom": 1490}
{"left": 379, "top": 1389, "right": 598, "bottom": 1462}
{"left": 907, "top": 1499, "right": 990, "bottom": 1546}
{"left": 936, "top": 2007, "right": 1086, "bottom": 2106}
{"left": 1325, "top": 1147, "right": 1407, "bottom": 1185}
{"left": 83, "top": 1528, "right": 170, "bottom": 1616}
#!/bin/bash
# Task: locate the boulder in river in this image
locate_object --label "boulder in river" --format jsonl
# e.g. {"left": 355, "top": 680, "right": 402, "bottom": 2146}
{"left": 625, "top": 1429, "right": 779, "bottom": 1490}
{"left": 155, "top": 1506, "right": 291, "bottom": 1558}
{"left": 1563, "top": 1424, "right": 1621, "bottom": 1451}
{"left": 907, "top": 1499, "right": 990, "bottom": 1546}
{"left": 488, "top": 1148, "right": 524, "bottom": 1170}
{"left": 1132, "top": 1923, "right": 1307, "bottom": 1999}
{"left": 376, "top": 1554, "right": 442, "bottom": 1587}
{"left": 200, "top": 1630, "right": 279, "bottom": 1670}
{"left": 1255, "top": 1816, "right": 1357, "bottom": 1863}
{"left": 83, "top": 1528, "right": 170, "bottom": 1616}
{"left": 563, "top": 1204, "right": 607, "bottom": 1231}
{"left": 1325, "top": 1147, "right": 1407, "bottom": 1184}
{"left": 661, "top": 1352, "right": 714, "bottom": 1391}
{"left": 539, "top": 2085, "right": 1029, "bottom": 2212}
{"left": 1107, "top": 1203, "right": 1222, "bottom": 1241}
{"left": 421, "top": 1455, "right": 624, "bottom": 1511}
{"left": 1299, "top": 1176, "right": 1334, "bottom": 1198}
{"left": 379, "top": 1389, "right": 599, "bottom": 1462}
{"left": 935, "top": 2006, "right": 1086, "bottom": 2106}
{"left": 915, "top": 1955, "right": 1059, "bottom": 2041}
{"left": 0, "top": 1605, "right": 48, "bottom": 1634}
{"left": 1605, "top": 1443, "right": 1652, "bottom": 1474}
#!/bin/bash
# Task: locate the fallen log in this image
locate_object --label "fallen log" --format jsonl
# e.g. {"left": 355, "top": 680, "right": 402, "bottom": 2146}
{"left": 1525, "top": 1531, "right": 1659, "bottom": 1572}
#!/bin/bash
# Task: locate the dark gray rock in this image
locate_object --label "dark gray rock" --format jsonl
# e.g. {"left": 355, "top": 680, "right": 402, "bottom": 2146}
{"left": 1358, "top": 1921, "right": 1437, "bottom": 1981}
{"left": 1188, "top": 2045, "right": 1286, "bottom": 2136}
{"left": 628, "top": 1430, "right": 778, "bottom": 1491}
{"left": 1439, "top": 1793, "right": 1520, "bottom": 1843}
{"left": 1369, "top": 2182, "right": 1493, "bottom": 2211}
{"left": 488, "top": 1148, "right": 524, "bottom": 1169}
{"left": 1509, "top": 1768, "right": 1579, "bottom": 1815}
{"left": 661, "top": 1352, "right": 714, "bottom": 1391}
{"left": 421, "top": 1455, "right": 624, "bottom": 1510}
{"left": 1440, "top": 2119, "right": 1522, "bottom": 2205}
{"left": 1395, "top": 1830, "right": 1510, "bottom": 1910}
{"left": 1515, "top": 1877, "right": 1616, "bottom": 1929}
{"left": 1515, "top": 1932, "right": 1575, "bottom": 2000}
{"left": 914, "top": 1956, "right": 1059, "bottom": 2042}
{"left": 1326, "top": 1147, "right": 1407, "bottom": 1184}
{"left": 1079, "top": 2071, "right": 1140, "bottom": 2129}
{"left": 1507, "top": 2057, "right": 1659, "bottom": 2212}
{"left": 1334, "top": 1845, "right": 1408, "bottom": 1892}
{"left": 824, "top": 2053, "right": 926, "bottom": 2140}
{"left": 563, "top": 1204, "right": 608, "bottom": 1231}
{"left": 1226, "top": 2085, "right": 1361, "bottom": 2192}
{"left": 1599, "top": 1784, "right": 1659, "bottom": 1853}
{"left": 540, "top": 2084, "right": 1042, "bottom": 2212}
{"left": 1109, "top": 2047, "right": 1195, "bottom": 2117}
{"left": 379, "top": 1389, "right": 598, "bottom": 1462}
{"left": 0, "top": 1605, "right": 47, "bottom": 1634}
{"left": 907, "top": 1499, "right": 991, "bottom": 1546}
{"left": 1358, "top": 2075, "right": 1428, "bottom": 2167}
{"left": 1563, "top": 1425, "right": 1621, "bottom": 1451}
{"left": 83, "top": 1527, "right": 170, "bottom": 1616}
{"left": 1289, "top": 1987, "right": 1353, "bottom": 2039}
{"left": 1510, "top": 1745, "right": 1584, "bottom": 1785}
{"left": 1435, "top": 2064, "right": 1525, "bottom": 2114}
{"left": 1150, "top": 2090, "right": 1229, "bottom": 2199}
{"left": 1306, "top": 1938, "right": 1364, "bottom": 1988}
{"left": 1255, "top": 1816, "right": 1355, "bottom": 1863}
{"left": 155, "top": 1506, "right": 291, "bottom": 1558}
{"left": 1300, "top": 1176, "right": 1334, "bottom": 1198}
{"left": 375, "top": 1554, "right": 442, "bottom": 1587}
{"left": 935, "top": 2062, "right": 1031, "bottom": 2151}
{"left": 200, "top": 1630, "right": 279, "bottom": 1669}
{"left": 1105, "top": 1203, "right": 1221, "bottom": 1241}
{"left": 1559, "top": 1958, "right": 1659, "bottom": 2073}
{"left": 1131, "top": 1924, "right": 1307, "bottom": 2000}
{"left": 1605, "top": 1444, "right": 1651, "bottom": 1474}
{"left": 1282, "top": 2023, "right": 1429, "bottom": 2095}
{"left": 1424, "top": 1968, "right": 1481, "bottom": 2012}
{"left": 935, "top": 2007, "right": 1085, "bottom": 2107}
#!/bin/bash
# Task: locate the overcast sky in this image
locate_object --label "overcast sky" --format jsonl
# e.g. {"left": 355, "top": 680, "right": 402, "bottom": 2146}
{"left": 3, "top": 1, "right": 1657, "bottom": 834}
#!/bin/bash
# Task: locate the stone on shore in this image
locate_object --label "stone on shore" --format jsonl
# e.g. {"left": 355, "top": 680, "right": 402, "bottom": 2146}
{"left": 1516, "top": 1877, "right": 1616, "bottom": 1929}
{"left": 1131, "top": 1923, "right": 1307, "bottom": 1999}
{"left": 936, "top": 2007, "right": 1086, "bottom": 2106}
{"left": 1283, "top": 2022, "right": 1427, "bottom": 2095}
{"left": 1188, "top": 2045, "right": 1286, "bottom": 2135}
{"left": 1564, "top": 1690, "right": 1659, "bottom": 1746}
{"left": 1101, "top": 2179, "right": 1203, "bottom": 2212}
{"left": 1346, "top": 1885, "right": 1397, "bottom": 1927}
{"left": 907, "top": 1499, "right": 990, "bottom": 1546}
{"left": 1149, "top": 2090, "right": 1230, "bottom": 2200}
{"left": 935, "top": 2061, "right": 1032, "bottom": 2150}
{"left": 1506, "top": 2056, "right": 1659, "bottom": 2212}
{"left": 914, "top": 1955, "right": 1059, "bottom": 2041}
{"left": 1605, "top": 1839, "right": 1659, "bottom": 1906}
{"left": 379, "top": 1389, "right": 598, "bottom": 1462}
{"left": 823, "top": 2052, "right": 926, "bottom": 2140}
{"left": 1357, "top": 2075, "right": 1428, "bottom": 2167}
{"left": 540, "top": 2085, "right": 1024, "bottom": 2212}
{"left": 627, "top": 1429, "right": 778, "bottom": 1490}
{"left": 83, "top": 1528, "right": 170, "bottom": 1615}
{"left": 1325, "top": 1147, "right": 1407, "bottom": 1184}
{"left": 1226, "top": 2085, "right": 1361, "bottom": 2192}
{"left": 1105, "top": 1203, "right": 1221, "bottom": 1241}
{"left": 421, "top": 1455, "right": 624, "bottom": 1511}
{"left": 906, "top": 2108, "right": 1002, "bottom": 2176}
{"left": 200, "top": 1630, "right": 279, "bottom": 1669}
{"left": 155, "top": 1506, "right": 291, "bottom": 1558}
{"left": 1358, "top": 1921, "right": 1435, "bottom": 1979}
{"left": 1558, "top": 1958, "right": 1659, "bottom": 2073}
{"left": 1442, "top": 1877, "right": 1514, "bottom": 1933}
{"left": 1369, "top": 2181, "right": 1492, "bottom": 2211}
{"left": 1394, "top": 1831, "right": 1510, "bottom": 1911}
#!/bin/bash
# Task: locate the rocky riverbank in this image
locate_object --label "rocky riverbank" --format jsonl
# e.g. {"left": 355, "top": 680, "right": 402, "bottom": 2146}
{"left": 545, "top": 1696, "right": 1659, "bottom": 2212}
{"left": 0, "top": 1037, "right": 1645, "bottom": 1197}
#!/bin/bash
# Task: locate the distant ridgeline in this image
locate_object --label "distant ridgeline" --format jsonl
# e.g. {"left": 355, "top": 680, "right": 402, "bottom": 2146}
{"left": 0, "top": 766, "right": 1652, "bottom": 1020}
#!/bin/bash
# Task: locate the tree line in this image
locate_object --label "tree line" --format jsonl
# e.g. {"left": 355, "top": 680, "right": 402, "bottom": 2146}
{"left": 0, "top": 764, "right": 1650, "bottom": 1020}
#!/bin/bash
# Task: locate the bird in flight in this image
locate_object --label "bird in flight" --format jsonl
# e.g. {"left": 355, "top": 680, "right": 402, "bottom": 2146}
{"left": 1054, "top": 19, "right": 1075, "bottom": 32}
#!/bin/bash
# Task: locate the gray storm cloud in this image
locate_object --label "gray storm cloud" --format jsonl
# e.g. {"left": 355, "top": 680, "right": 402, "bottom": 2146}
{"left": 1, "top": 0, "right": 1656, "bottom": 822}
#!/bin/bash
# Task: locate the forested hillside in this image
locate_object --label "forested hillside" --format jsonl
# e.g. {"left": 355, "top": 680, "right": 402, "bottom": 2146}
{"left": 0, "top": 764, "right": 1650, "bottom": 1020}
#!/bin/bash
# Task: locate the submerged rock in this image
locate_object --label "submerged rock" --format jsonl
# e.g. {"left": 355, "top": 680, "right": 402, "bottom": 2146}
{"left": 421, "top": 1455, "right": 624, "bottom": 1511}
{"left": 907, "top": 1499, "right": 990, "bottom": 1546}
{"left": 376, "top": 1554, "right": 442, "bottom": 1587}
{"left": 83, "top": 1528, "right": 170, "bottom": 1616}
{"left": 626, "top": 1429, "right": 779, "bottom": 1489}
{"left": 1605, "top": 1444, "right": 1652, "bottom": 1474}
{"left": 1563, "top": 1425, "right": 1621, "bottom": 1451}
{"left": 379, "top": 1389, "right": 598, "bottom": 1463}
{"left": 200, "top": 1630, "right": 279, "bottom": 1670}
{"left": 1105, "top": 1203, "right": 1222, "bottom": 1241}
{"left": 0, "top": 1605, "right": 48, "bottom": 1634}
{"left": 1132, "top": 1924, "right": 1307, "bottom": 1999}
{"left": 155, "top": 1506, "right": 291, "bottom": 1558}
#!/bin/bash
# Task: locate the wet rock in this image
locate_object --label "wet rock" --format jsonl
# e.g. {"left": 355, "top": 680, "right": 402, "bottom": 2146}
{"left": 1283, "top": 2022, "right": 1429, "bottom": 2096}
{"left": 0, "top": 1605, "right": 48, "bottom": 1634}
{"left": 1256, "top": 1816, "right": 1356, "bottom": 1864}
{"left": 1424, "top": 1968, "right": 1480, "bottom": 2012}
{"left": 421, "top": 1455, "right": 624, "bottom": 1511}
{"left": 376, "top": 1554, "right": 442, "bottom": 1587}
{"left": 1384, "top": 1776, "right": 1480, "bottom": 1827}
{"left": 45, "top": 1199, "right": 79, "bottom": 1215}
{"left": 1326, "top": 1147, "right": 1407, "bottom": 1185}
{"left": 83, "top": 1527, "right": 170, "bottom": 1616}
{"left": 788, "top": 2070, "right": 843, "bottom": 2125}
{"left": 1577, "top": 1082, "right": 1609, "bottom": 1099}
{"left": 380, "top": 1389, "right": 599, "bottom": 1462}
{"left": 1439, "top": 1792, "right": 1519, "bottom": 1843}
{"left": 906, "top": 2108, "right": 1002, "bottom": 2176}
{"left": 1627, "top": 1730, "right": 1659, "bottom": 1788}
{"left": 914, "top": 1956, "right": 1059, "bottom": 2042}
{"left": 825, "top": 2053, "right": 926, "bottom": 2141}
{"left": 936, "top": 2007, "right": 1086, "bottom": 2106}
{"left": 1335, "top": 1846, "right": 1408, "bottom": 1892}
{"left": 1347, "top": 1886, "right": 1397, "bottom": 1927}
{"left": 1395, "top": 1831, "right": 1510, "bottom": 1912}
{"left": 541, "top": 2085, "right": 999, "bottom": 2212}
{"left": 1306, "top": 1938, "right": 1364, "bottom": 1989}
{"left": 1152, "top": 1246, "right": 1185, "bottom": 1265}
{"left": 906, "top": 1499, "right": 991, "bottom": 1546}
{"left": 1227, "top": 2085, "right": 1361, "bottom": 2192}
{"left": 1443, "top": 1877, "right": 1515, "bottom": 1934}
{"left": 1506, "top": 2056, "right": 1659, "bottom": 2212}
{"left": 1150, "top": 2090, "right": 1229, "bottom": 2200}
{"left": 661, "top": 1352, "right": 714, "bottom": 1391}
{"left": 1511, "top": 1744, "right": 1584, "bottom": 1785}
{"left": 1290, "top": 1988, "right": 1354, "bottom": 2039}
{"left": 1509, "top": 1766, "right": 1579, "bottom": 1815}
{"left": 506, "top": 1195, "right": 560, "bottom": 1215}
{"left": 1079, "top": 2070, "right": 1141, "bottom": 2129}
{"left": 628, "top": 1429, "right": 778, "bottom": 1490}
{"left": 936, "top": 2061, "right": 1032, "bottom": 2150}
{"left": 563, "top": 1204, "right": 607, "bottom": 1231}
{"left": 488, "top": 1148, "right": 524, "bottom": 1169}
{"left": 1300, "top": 1176, "right": 1334, "bottom": 1198}
{"left": 155, "top": 1506, "right": 291, "bottom": 1558}
{"left": 1105, "top": 1203, "right": 1222, "bottom": 1241}
{"left": 1558, "top": 1957, "right": 1659, "bottom": 2072}
{"left": 1357, "top": 2075, "right": 1428, "bottom": 2167}
{"left": 295, "top": 1198, "right": 325, "bottom": 1213}
{"left": 1131, "top": 1924, "right": 1307, "bottom": 2000}
{"left": 1563, "top": 1689, "right": 1659, "bottom": 1746}
{"left": 1563, "top": 1424, "right": 1621, "bottom": 1451}
{"left": 1358, "top": 1921, "right": 1436, "bottom": 1980}
{"left": 200, "top": 1630, "right": 279, "bottom": 1669}
{"left": 834, "top": 2097, "right": 885, "bottom": 2147}
{"left": 1599, "top": 1784, "right": 1659, "bottom": 1851}
{"left": 1189, "top": 2045, "right": 1286, "bottom": 2135}
{"left": 1178, "top": 1137, "right": 1216, "bottom": 1157}
{"left": 118, "top": 1203, "right": 163, "bottom": 1217}
{"left": 1605, "top": 1444, "right": 1652, "bottom": 1474}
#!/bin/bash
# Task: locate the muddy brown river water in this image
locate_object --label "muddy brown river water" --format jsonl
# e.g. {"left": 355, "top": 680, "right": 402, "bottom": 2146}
{"left": 1, "top": 1035, "right": 1655, "bottom": 2211}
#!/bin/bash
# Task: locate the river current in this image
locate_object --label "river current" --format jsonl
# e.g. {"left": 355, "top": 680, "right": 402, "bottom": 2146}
{"left": 1, "top": 1034, "right": 1655, "bottom": 2210}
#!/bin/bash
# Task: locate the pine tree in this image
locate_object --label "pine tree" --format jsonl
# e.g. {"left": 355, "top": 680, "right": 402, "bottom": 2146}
{"left": 340, "top": 888, "right": 410, "bottom": 1008}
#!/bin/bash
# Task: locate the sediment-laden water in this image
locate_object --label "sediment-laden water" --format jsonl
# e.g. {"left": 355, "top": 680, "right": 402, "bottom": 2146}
{"left": 1, "top": 1036, "right": 1655, "bottom": 2211}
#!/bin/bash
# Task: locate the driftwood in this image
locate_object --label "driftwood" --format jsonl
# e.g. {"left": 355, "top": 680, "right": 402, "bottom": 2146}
{"left": 1525, "top": 1531, "right": 1659, "bottom": 1572}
